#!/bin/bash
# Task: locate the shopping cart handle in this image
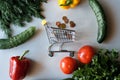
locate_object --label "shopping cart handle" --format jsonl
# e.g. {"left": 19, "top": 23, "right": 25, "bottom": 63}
{"left": 48, "top": 50, "right": 75, "bottom": 57}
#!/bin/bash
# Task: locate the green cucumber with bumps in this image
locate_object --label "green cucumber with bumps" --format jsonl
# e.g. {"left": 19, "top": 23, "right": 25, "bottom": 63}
{"left": 0, "top": 27, "right": 36, "bottom": 49}
{"left": 89, "top": 0, "right": 107, "bottom": 43}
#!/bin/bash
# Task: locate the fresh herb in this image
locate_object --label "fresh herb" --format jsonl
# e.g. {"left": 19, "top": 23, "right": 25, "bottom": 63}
{"left": 63, "top": 49, "right": 120, "bottom": 80}
{"left": 0, "top": 0, "right": 47, "bottom": 37}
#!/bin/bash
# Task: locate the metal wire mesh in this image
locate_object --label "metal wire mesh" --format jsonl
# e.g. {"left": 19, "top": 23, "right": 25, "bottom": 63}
{"left": 45, "top": 26, "right": 75, "bottom": 44}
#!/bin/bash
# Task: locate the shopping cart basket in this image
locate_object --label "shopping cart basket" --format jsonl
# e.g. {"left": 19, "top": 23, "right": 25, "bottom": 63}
{"left": 44, "top": 23, "right": 76, "bottom": 57}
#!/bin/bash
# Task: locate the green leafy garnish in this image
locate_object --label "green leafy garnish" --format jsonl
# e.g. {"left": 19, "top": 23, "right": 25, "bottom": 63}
{"left": 0, "top": 0, "right": 47, "bottom": 37}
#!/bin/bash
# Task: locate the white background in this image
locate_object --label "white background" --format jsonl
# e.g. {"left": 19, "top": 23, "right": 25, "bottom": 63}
{"left": 0, "top": 0, "right": 120, "bottom": 80}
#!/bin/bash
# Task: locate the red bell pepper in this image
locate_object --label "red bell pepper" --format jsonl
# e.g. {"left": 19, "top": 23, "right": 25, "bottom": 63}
{"left": 9, "top": 50, "right": 30, "bottom": 80}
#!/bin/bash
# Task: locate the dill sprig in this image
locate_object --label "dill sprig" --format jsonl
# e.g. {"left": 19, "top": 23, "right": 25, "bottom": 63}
{"left": 0, "top": 0, "right": 47, "bottom": 37}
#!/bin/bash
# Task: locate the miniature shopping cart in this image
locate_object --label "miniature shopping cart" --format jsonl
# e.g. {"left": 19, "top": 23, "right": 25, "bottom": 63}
{"left": 44, "top": 22, "right": 76, "bottom": 57}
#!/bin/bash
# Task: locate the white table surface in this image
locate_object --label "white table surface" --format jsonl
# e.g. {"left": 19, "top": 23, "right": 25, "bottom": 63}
{"left": 0, "top": 0, "right": 120, "bottom": 80}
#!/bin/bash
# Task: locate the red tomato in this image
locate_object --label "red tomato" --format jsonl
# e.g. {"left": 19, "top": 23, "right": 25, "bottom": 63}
{"left": 78, "top": 45, "right": 95, "bottom": 64}
{"left": 60, "top": 57, "right": 78, "bottom": 74}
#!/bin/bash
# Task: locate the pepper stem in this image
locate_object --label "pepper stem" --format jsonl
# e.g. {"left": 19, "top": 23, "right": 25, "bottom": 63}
{"left": 60, "top": 0, "right": 73, "bottom": 6}
{"left": 19, "top": 50, "right": 29, "bottom": 60}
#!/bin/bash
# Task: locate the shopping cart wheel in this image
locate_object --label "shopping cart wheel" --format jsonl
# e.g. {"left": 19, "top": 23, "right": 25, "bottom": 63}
{"left": 48, "top": 52, "right": 54, "bottom": 57}
{"left": 69, "top": 51, "right": 74, "bottom": 57}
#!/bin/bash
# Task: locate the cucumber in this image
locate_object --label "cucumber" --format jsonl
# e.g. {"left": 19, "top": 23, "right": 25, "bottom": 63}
{"left": 0, "top": 27, "right": 36, "bottom": 49}
{"left": 89, "top": 0, "right": 107, "bottom": 43}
